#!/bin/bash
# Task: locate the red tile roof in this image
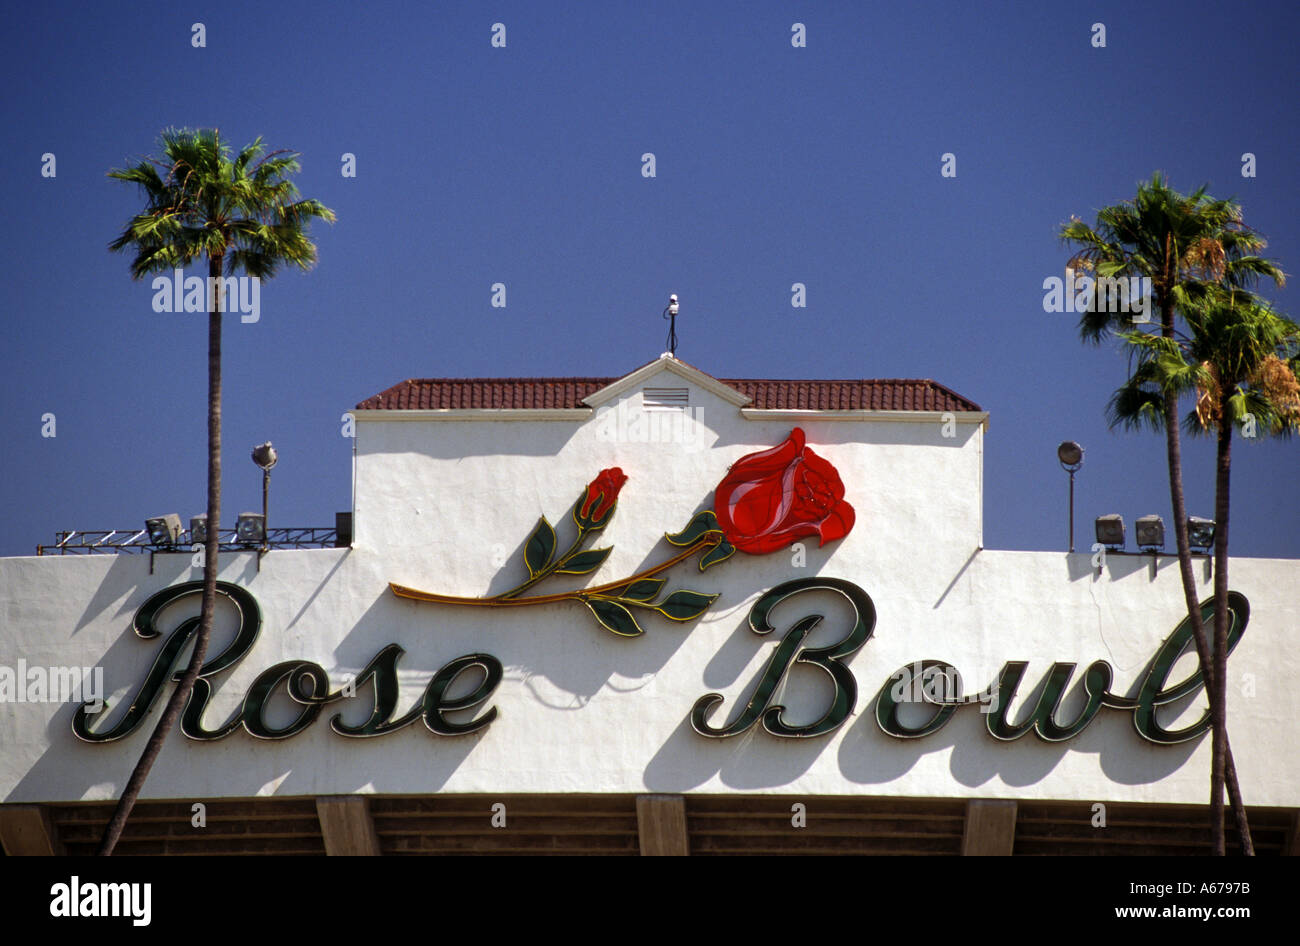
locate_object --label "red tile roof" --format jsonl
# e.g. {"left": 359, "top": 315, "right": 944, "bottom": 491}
{"left": 724, "top": 379, "right": 981, "bottom": 412}
{"left": 357, "top": 378, "right": 610, "bottom": 411}
{"left": 357, "top": 376, "right": 981, "bottom": 413}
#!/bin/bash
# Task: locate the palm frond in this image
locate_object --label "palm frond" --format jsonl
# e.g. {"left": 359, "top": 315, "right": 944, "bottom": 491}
{"left": 109, "top": 127, "right": 335, "bottom": 284}
{"left": 1106, "top": 377, "right": 1166, "bottom": 432}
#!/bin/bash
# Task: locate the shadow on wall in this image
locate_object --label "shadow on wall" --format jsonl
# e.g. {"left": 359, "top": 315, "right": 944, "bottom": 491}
{"left": 642, "top": 653, "right": 1201, "bottom": 793}
{"left": 8, "top": 534, "right": 1209, "bottom": 803}
{"left": 11, "top": 549, "right": 738, "bottom": 800}
{"left": 356, "top": 406, "right": 981, "bottom": 464}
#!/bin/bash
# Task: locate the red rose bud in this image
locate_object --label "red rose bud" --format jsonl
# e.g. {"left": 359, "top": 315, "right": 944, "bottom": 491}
{"left": 577, "top": 467, "right": 628, "bottom": 527}
{"left": 713, "top": 428, "right": 855, "bottom": 555}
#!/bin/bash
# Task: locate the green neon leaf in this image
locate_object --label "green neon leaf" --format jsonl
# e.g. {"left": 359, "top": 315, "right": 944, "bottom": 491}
{"left": 584, "top": 598, "right": 644, "bottom": 637}
{"left": 620, "top": 578, "right": 666, "bottom": 602}
{"left": 699, "top": 539, "right": 736, "bottom": 571}
{"left": 665, "top": 509, "right": 723, "bottom": 546}
{"left": 523, "top": 517, "right": 556, "bottom": 578}
{"left": 654, "top": 590, "right": 719, "bottom": 622}
{"left": 556, "top": 546, "right": 612, "bottom": 575}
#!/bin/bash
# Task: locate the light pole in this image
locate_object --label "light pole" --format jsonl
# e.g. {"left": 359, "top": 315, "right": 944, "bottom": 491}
{"left": 251, "top": 441, "right": 278, "bottom": 553}
{"left": 1057, "top": 441, "right": 1084, "bottom": 553}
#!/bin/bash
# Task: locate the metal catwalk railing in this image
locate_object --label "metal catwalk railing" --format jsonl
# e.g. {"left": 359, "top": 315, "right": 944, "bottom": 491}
{"left": 37, "top": 527, "right": 343, "bottom": 556}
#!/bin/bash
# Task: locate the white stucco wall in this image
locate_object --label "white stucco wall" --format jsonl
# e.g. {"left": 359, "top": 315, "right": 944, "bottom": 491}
{"left": 1, "top": 363, "right": 1295, "bottom": 805}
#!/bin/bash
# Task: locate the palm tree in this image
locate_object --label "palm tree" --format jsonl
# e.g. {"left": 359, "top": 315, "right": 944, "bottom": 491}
{"left": 1183, "top": 291, "right": 1300, "bottom": 853}
{"left": 1114, "top": 288, "right": 1300, "bottom": 846}
{"left": 103, "top": 128, "right": 334, "bottom": 855}
{"left": 1061, "top": 173, "right": 1284, "bottom": 854}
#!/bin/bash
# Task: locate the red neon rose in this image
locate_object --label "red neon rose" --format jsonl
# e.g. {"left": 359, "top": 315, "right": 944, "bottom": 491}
{"left": 577, "top": 467, "right": 628, "bottom": 526}
{"left": 713, "top": 428, "right": 855, "bottom": 555}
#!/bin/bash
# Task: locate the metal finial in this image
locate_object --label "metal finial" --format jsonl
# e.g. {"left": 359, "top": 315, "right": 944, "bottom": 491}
{"left": 662, "top": 294, "right": 679, "bottom": 356}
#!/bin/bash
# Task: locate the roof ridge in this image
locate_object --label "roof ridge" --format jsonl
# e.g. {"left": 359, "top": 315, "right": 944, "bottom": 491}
{"left": 356, "top": 376, "right": 983, "bottom": 413}
{"left": 395, "top": 376, "right": 619, "bottom": 383}
{"left": 388, "top": 376, "right": 952, "bottom": 384}
{"left": 722, "top": 377, "right": 944, "bottom": 384}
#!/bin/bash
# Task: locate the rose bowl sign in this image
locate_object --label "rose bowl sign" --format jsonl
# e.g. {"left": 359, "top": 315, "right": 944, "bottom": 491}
{"left": 74, "top": 429, "right": 1249, "bottom": 750}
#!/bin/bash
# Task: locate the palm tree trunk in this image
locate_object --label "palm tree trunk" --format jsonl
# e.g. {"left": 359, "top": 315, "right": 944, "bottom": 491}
{"left": 1225, "top": 752, "right": 1252, "bottom": 854}
{"left": 1157, "top": 293, "right": 1251, "bottom": 855}
{"left": 98, "top": 260, "right": 224, "bottom": 855}
{"left": 1211, "top": 390, "right": 1234, "bottom": 855}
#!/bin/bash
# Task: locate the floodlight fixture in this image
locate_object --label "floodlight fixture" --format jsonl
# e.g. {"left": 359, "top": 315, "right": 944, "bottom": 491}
{"left": 1057, "top": 441, "right": 1084, "bottom": 471}
{"left": 145, "top": 515, "right": 182, "bottom": 546}
{"left": 1095, "top": 514, "right": 1126, "bottom": 550}
{"left": 1188, "top": 517, "right": 1216, "bottom": 552}
{"left": 236, "top": 513, "right": 265, "bottom": 547}
{"left": 1135, "top": 515, "right": 1165, "bottom": 551}
{"left": 251, "top": 442, "right": 278, "bottom": 471}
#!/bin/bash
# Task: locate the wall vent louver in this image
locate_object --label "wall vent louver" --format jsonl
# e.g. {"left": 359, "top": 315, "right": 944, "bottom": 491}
{"left": 642, "top": 387, "right": 689, "bottom": 410}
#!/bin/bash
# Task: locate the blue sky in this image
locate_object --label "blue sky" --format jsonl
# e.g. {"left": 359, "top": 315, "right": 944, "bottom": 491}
{"left": 1, "top": 0, "right": 1297, "bottom": 559}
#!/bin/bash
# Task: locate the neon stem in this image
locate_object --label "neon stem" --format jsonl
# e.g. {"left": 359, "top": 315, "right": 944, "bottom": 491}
{"left": 391, "top": 535, "right": 721, "bottom": 607}
{"left": 497, "top": 522, "right": 591, "bottom": 600}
